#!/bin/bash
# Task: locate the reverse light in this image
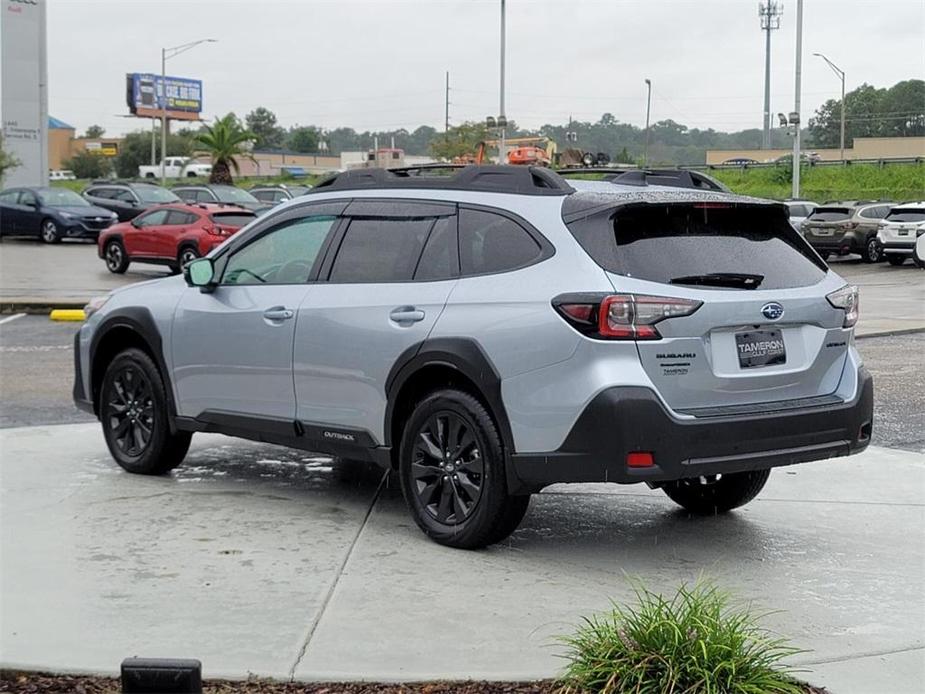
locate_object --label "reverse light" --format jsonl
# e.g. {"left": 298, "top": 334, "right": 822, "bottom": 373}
{"left": 826, "top": 285, "right": 859, "bottom": 328}
{"left": 552, "top": 293, "right": 702, "bottom": 341}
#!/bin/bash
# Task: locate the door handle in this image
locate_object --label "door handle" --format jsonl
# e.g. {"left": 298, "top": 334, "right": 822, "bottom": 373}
{"left": 389, "top": 306, "right": 426, "bottom": 323}
{"left": 263, "top": 306, "right": 294, "bottom": 321}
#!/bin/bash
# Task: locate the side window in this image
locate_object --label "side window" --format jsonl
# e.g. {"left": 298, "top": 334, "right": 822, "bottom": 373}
{"left": 135, "top": 209, "right": 169, "bottom": 227}
{"left": 414, "top": 217, "right": 457, "bottom": 281}
{"left": 20, "top": 191, "right": 37, "bottom": 206}
{"left": 252, "top": 190, "right": 270, "bottom": 202}
{"left": 458, "top": 208, "right": 542, "bottom": 276}
{"left": 329, "top": 217, "right": 433, "bottom": 283}
{"left": 222, "top": 215, "right": 338, "bottom": 285}
{"left": 166, "top": 210, "right": 197, "bottom": 225}
{"left": 875, "top": 206, "right": 891, "bottom": 218}
{"left": 274, "top": 191, "right": 288, "bottom": 202}
{"left": 88, "top": 187, "right": 110, "bottom": 199}
{"left": 113, "top": 189, "right": 136, "bottom": 203}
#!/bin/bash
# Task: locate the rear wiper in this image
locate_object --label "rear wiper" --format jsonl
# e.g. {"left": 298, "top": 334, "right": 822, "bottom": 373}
{"left": 669, "top": 273, "right": 764, "bottom": 289}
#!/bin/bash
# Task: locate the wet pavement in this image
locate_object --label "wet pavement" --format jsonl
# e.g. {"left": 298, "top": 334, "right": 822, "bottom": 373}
{"left": 1, "top": 423, "right": 923, "bottom": 692}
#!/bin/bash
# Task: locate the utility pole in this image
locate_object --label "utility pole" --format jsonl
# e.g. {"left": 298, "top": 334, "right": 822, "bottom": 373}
{"left": 444, "top": 71, "right": 450, "bottom": 142}
{"left": 499, "top": 0, "right": 506, "bottom": 162}
{"left": 759, "top": 2, "right": 783, "bottom": 149}
{"left": 814, "top": 53, "right": 846, "bottom": 161}
{"left": 644, "top": 79, "right": 652, "bottom": 167}
{"left": 151, "top": 117, "right": 157, "bottom": 166}
{"left": 791, "top": 0, "right": 803, "bottom": 198}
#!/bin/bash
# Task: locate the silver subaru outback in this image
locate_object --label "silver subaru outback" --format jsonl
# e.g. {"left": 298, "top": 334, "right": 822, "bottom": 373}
{"left": 74, "top": 166, "right": 873, "bottom": 549}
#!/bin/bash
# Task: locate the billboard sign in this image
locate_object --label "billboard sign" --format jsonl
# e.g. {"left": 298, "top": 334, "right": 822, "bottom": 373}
{"left": 125, "top": 73, "right": 202, "bottom": 121}
{"left": 1, "top": 0, "right": 48, "bottom": 186}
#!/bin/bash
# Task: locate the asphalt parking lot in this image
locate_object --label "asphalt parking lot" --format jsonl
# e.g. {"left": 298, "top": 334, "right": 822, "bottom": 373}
{"left": 1, "top": 238, "right": 924, "bottom": 692}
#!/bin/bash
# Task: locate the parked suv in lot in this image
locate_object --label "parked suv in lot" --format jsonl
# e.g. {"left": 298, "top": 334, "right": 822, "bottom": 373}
{"left": 83, "top": 181, "right": 182, "bottom": 222}
{"left": 74, "top": 166, "right": 873, "bottom": 549}
{"left": 173, "top": 184, "right": 267, "bottom": 213}
{"left": 876, "top": 202, "right": 925, "bottom": 266}
{"left": 250, "top": 184, "right": 312, "bottom": 205}
{"left": 801, "top": 201, "right": 894, "bottom": 262}
{"left": 97, "top": 203, "right": 256, "bottom": 273}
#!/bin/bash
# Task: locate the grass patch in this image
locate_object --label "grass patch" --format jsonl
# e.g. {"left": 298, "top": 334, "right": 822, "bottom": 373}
{"left": 557, "top": 582, "right": 806, "bottom": 694}
{"left": 709, "top": 162, "right": 924, "bottom": 202}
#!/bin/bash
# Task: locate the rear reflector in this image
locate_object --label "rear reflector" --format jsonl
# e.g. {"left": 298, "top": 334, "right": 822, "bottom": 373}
{"left": 626, "top": 451, "right": 655, "bottom": 468}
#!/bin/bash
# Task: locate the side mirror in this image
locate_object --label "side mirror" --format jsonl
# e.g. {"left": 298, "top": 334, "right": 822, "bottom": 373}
{"left": 184, "top": 258, "right": 215, "bottom": 291}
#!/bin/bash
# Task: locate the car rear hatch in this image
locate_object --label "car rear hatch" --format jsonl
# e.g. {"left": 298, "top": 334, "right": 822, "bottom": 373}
{"left": 879, "top": 208, "right": 925, "bottom": 244}
{"left": 802, "top": 206, "right": 854, "bottom": 243}
{"left": 563, "top": 200, "right": 855, "bottom": 413}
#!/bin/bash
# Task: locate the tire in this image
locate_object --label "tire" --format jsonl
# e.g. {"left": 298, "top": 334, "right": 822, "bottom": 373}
{"left": 177, "top": 246, "right": 199, "bottom": 268}
{"left": 662, "top": 469, "right": 770, "bottom": 515}
{"left": 887, "top": 255, "right": 907, "bottom": 266}
{"left": 104, "top": 239, "right": 129, "bottom": 273}
{"left": 40, "top": 218, "right": 61, "bottom": 244}
{"left": 861, "top": 236, "right": 883, "bottom": 263}
{"left": 144, "top": 172, "right": 155, "bottom": 179}
{"left": 100, "top": 348, "right": 191, "bottom": 475}
{"left": 398, "top": 389, "right": 525, "bottom": 549}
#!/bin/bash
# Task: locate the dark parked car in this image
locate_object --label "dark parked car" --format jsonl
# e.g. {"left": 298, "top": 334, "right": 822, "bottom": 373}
{"left": 172, "top": 184, "right": 268, "bottom": 214}
{"left": 249, "top": 184, "right": 312, "bottom": 205}
{"left": 0, "top": 186, "right": 117, "bottom": 243}
{"left": 82, "top": 181, "right": 181, "bottom": 222}
{"left": 802, "top": 201, "right": 894, "bottom": 262}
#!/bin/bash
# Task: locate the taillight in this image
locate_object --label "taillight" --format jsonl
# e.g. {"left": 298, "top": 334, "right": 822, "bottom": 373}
{"left": 553, "top": 293, "right": 702, "bottom": 341}
{"left": 826, "top": 285, "right": 859, "bottom": 328}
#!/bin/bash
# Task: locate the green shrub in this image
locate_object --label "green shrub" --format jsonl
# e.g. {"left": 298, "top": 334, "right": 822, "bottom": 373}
{"left": 557, "top": 582, "right": 805, "bottom": 694}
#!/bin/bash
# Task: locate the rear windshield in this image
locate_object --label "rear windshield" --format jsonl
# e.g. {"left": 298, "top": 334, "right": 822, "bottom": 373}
{"left": 210, "top": 212, "right": 256, "bottom": 227}
{"left": 566, "top": 203, "right": 827, "bottom": 290}
{"left": 807, "top": 207, "right": 850, "bottom": 221}
{"left": 885, "top": 209, "right": 925, "bottom": 223}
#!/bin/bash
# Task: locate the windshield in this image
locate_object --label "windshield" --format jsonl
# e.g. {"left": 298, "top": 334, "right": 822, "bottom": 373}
{"left": 136, "top": 186, "right": 180, "bottom": 204}
{"left": 214, "top": 187, "right": 259, "bottom": 204}
{"left": 39, "top": 189, "right": 90, "bottom": 207}
{"left": 885, "top": 209, "right": 925, "bottom": 223}
{"left": 807, "top": 207, "right": 850, "bottom": 222}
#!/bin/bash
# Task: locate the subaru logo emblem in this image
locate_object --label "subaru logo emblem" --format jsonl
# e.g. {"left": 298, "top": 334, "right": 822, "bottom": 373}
{"left": 761, "top": 302, "right": 784, "bottom": 320}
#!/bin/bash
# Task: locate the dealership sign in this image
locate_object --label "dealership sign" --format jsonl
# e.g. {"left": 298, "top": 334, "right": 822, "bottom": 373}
{"left": 125, "top": 73, "right": 203, "bottom": 121}
{"left": 2, "top": 0, "right": 48, "bottom": 186}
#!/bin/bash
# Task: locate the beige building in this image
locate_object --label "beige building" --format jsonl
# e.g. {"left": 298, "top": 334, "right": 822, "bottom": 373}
{"left": 48, "top": 116, "right": 124, "bottom": 171}
{"left": 705, "top": 136, "right": 925, "bottom": 165}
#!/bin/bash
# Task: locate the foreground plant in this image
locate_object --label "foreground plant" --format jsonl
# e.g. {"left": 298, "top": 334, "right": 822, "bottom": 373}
{"left": 557, "top": 582, "right": 805, "bottom": 694}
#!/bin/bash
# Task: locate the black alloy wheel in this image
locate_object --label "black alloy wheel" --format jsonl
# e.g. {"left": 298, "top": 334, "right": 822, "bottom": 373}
{"left": 106, "top": 365, "right": 155, "bottom": 458}
{"left": 411, "top": 411, "right": 484, "bottom": 524}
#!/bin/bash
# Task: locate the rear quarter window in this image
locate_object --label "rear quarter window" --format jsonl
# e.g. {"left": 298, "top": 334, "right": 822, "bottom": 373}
{"left": 458, "top": 208, "right": 542, "bottom": 276}
{"left": 566, "top": 203, "right": 827, "bottom": 291}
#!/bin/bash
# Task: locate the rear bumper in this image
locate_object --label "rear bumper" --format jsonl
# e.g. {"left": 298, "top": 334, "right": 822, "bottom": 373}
{"left": 880, "top": 240, "right": 915, "bottom": 254}
{"left": 508, "top": 367, "right": 873, "bottom": 493}
{"left": 807, "top": 231, "right": 865, "bottom": 254}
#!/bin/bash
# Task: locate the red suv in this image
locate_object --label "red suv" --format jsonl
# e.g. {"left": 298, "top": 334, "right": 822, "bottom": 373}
{"left": 98, "top": 203, "right": 256, "bottom": 274}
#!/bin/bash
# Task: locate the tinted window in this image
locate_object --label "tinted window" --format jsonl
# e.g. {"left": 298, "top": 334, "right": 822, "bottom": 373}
{"left": 414, "top": 217, "right": 457, "bottom": 281}
{"left": 0, "top": 190, "right": 20, "bottom": 204}
{"left": 807, "top": 207, "right": 850, "bottom": 222}
{"left": 329, "top": 217, "right": 432, "bottom": 283}
{"left": 20, "top": 191, "right": 37, "bottom": 206}
{"left": 135, "top": 209, "right": 169, "bottom": 227}
{"left": 885, "top": 209, "right": 925, "bottom": 223}
{"left": 222, "top": 215, "right": 337, "bottom": 285}
{"left": 113, "top": 189, "right": 137, "bottom": 203}
{"left": 458, "top": 208, "right": 541, "bottom": 275}
{"left": 567, "top": 204, "right": 826, "bottom": 291}
{"left": 211, "top": 212, "right": 256, "bottom": 227}
{"left": 251, "top": 190, "right": 274, "bottom": 202}
{"left": 87, "top": 187, "right": 112, "bottom": 199}
{"left": 166, "top": 210, "right": 198, "bottom": 225}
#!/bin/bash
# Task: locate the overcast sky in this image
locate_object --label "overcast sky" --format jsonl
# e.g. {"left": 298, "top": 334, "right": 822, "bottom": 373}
{"left": 42, "top": 0, "right": 924, "bottom": 137}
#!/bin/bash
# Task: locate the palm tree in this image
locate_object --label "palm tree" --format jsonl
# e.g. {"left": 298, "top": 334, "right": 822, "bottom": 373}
{"left": 193, "top": 113, "right": 256, "bottom": 184}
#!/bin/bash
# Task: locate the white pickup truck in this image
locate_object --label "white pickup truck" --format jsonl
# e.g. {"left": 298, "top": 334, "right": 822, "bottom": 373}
{"left": 138, "top": 157, "right": 211, "bottom": 179}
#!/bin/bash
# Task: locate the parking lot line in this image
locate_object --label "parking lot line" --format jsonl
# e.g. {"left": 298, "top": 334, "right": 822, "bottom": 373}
{"left": 0, "top": 313, "right": 26, "bottom": 326}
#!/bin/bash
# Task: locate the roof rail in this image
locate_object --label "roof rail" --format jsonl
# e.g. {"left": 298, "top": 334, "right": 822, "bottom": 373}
{"left": 556, "top": 167, "right": 728, "bottom": 192}
{"left": 312, "top": 165, "right": 574, "bottom": 196}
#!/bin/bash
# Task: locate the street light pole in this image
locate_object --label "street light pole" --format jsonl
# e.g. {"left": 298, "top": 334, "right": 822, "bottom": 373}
{"left": 159, "top": 38, "right": 217, "bottom": 186}
{"left": 644, "top": 78, "right": 652, "bottom": 167}
{"left": 499, "top": 0, "right": 506, "bottom": 163}
{"left": 791, "top": 0, "right": 803, "bottom": 198}
{"left": 814, "top": 52, "right": 846, "bottom": 161}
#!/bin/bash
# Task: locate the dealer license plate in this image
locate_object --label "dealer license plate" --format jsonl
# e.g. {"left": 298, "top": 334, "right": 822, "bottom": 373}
{"left": 735, "top": 329, "right": 786, "bottom": 369}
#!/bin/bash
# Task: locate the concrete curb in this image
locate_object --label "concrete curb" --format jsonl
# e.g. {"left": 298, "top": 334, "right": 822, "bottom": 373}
{"left": 2, "top": 301, "right": 87, "bottom": 315}
{"left": 855, "top": 327, "right": 925, "bottom": 339}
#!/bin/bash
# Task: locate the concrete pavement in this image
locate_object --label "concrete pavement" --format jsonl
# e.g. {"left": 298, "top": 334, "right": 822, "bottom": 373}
{"left": 1, "top": 423, "right": 923, "bottom": 691}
